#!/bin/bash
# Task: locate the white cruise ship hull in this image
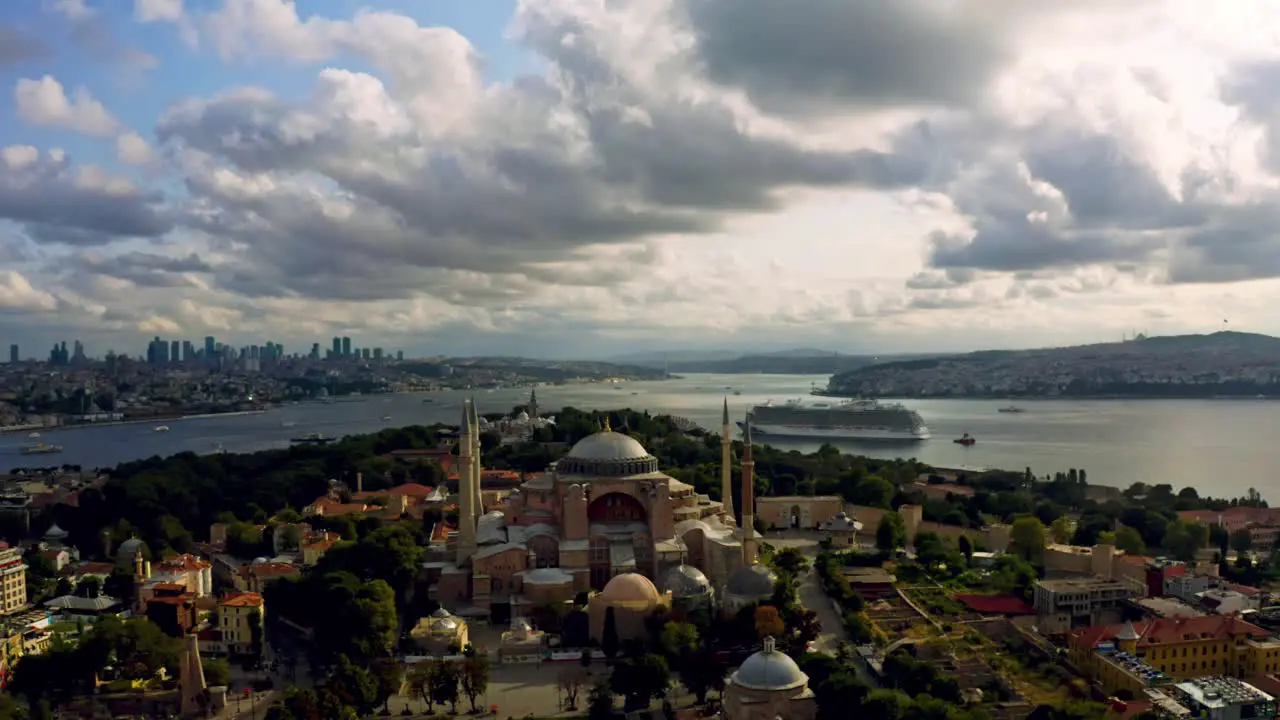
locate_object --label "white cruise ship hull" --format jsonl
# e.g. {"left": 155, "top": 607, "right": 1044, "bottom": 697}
{"left": 742, "top": 421, "right": 930, "bottom": 441}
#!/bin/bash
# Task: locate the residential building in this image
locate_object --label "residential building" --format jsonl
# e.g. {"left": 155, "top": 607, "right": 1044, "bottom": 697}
{"left": 1198, "top": 589, "right": 1258, "bottom": 616}
{"left": 1034, "top": 577, "right": 1143, "bottom": 633}
{"left": 1167, "top": 574, "right": 1213, "bottom": 604}
{"left": 0, "top": 545, "right": 27, "bottom": 615}
{"left": 218, "top": 592, "right": 264, "bottom": 656}
{"left": 144, "top": 584, "right": 198, "bottom": 638}
{"left": 1068, "top": 616, "right": 1280, "bottom": 695}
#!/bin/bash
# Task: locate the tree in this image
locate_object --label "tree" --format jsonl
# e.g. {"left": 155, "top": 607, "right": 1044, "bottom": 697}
{"left": 459, "top": 647, "right": 490, "bottom": 713}
{"left": 772, "top": 547, "right": 810, "bottom": 578}
{"left": 1165, "top": 519, "right": 1209, "bottom": 562}
{"left": 1049, "top": 516, "right": 1074, "bottom": 544}
{"left": 611, "top": 654, "right": 669, "bottom": 711}
{"left": 325, "top": 655, "right": 379, "bottom": 716}
{"left": 875, "top": 513, "right": 906, "bottom": 553}
{"left": 754, "top": 606, "right": 784, "bottom": 640}
{"left": 203, "top": 657, "right": 232, "bottom": 687}
{"left": 957, "top": 535, "right": 973, "bottom": 563}
{"left": 559, "top": 667, "right": 587, "bottom": 710}
{"left": 679, "top": 648, "right": 725, "bottom": 704}
{"left": 427, "top": 660, "right": 460, "bottom": 714}
{"left": 369, "top": 658, "right": 404, "bottom": 713}
{"left": 1114, "top": 526, "right": 1147, "bottom": 555}
{"left": 659, "top": 621, "right": 699, "bottom": 664}
{"left": 248, "top": 609, "right": 264, "bottom": 663}
{"left": 587, "top": 678, "right": 614, "bottom": 720}
{"left": 1010, "top": 516, "right": 1047, "bottom": 561}
{"left": 852, "top": 476, "right": 893, "bottom": 508}
{"left": 601, "top": 606, "right": 620, "bottom": 659}
{"left": 1231, "top": 529, "right": 1253, "bottom": 555}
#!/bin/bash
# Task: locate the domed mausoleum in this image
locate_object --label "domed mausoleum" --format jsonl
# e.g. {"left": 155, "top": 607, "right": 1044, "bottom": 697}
{"left": 588, "top": 572, "right": 671, "bottom": 643}
{"left": 430, "top": 400, "right": 761, "bottom": 621}
{"left": 663, "top": 564, "right": 714, "bottom": 615}
{"left": 723, "top": 636, "right": 817, "bottom": 720}
{"left": 409, "top": 607, "right": 469, "bottom": 655}
{"left": 724, "top": 563, "right": 778, "bottom": 613}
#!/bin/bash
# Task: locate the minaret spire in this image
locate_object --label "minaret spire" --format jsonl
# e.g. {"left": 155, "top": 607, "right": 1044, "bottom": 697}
{"left": 720, "top": 398, "right": 734, "bottom": 521}
{"left": 529, "top": 388, "right": 538, "bottom": 419}
{"left": 470, "top": 396, "right": 482, "bottom": 520}
{"left": 741, "top": 410, "right": 757, "bottom": 565}
{"left": 456, "top": 400, "right": 477, "bottom": 563}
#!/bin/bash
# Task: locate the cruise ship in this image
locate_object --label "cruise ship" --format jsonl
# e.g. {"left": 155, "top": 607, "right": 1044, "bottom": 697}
{"left": 738, "top": 398, "right": 930, "bottom": 441}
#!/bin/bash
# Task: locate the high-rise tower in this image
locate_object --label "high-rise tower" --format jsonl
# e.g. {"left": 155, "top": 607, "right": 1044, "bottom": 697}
{"left": 740, "top": 410, "right": 758, "bottom": 566}
{"left": 721, "top": 397, "right": 734, "bottom": 521}
{"left": 456, "top": 400, "right": 478, "bottom": 563}
{"left": 529, "top": 388, "right": 538, "bottom": 419}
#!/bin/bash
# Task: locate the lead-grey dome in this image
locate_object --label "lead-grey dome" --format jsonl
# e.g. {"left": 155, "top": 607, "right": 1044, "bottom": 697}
{"left": 430, "top": 607, "right": 452, "bottom": 619}
{"left": 558, "top": 431, "right": 659, "bottom": 477}
{"left": 663, "top": 565, "right": 711, "bottom": 597}
{"left": 727, "top": 564, "right": 777, "bottom": 598}
{"left": 117, "top": 537, "right": 146, "bottom": 559}
{"left": 731, "top": 636, "right": 808, "bottom": 691}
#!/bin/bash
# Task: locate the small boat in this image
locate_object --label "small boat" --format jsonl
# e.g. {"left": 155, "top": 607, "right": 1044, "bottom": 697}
{"left": 381, "top": 415, "right": 392, "bottom": 421}
{"left": 997, "top": 406, "right": 1024, "bottom": 413}
{"left": 733, "top": 390, "right": 742, "bottom": 396}
{"left": 27, "top": 432, "right": 40, "bottom": 439}
{"left": 154, "top": 425, "right": 170, "bottom": 433}
{"left": 21, "top": 442, "right": 63, "bottom": 455}
{"left": 290, "top": 433, "right": 334, "bottom": 445}
{"left": 953, "top": 433, "right": 976, "bottom": 446}
{"left": 281, "top": 421, "right": 296, "bottom": 428}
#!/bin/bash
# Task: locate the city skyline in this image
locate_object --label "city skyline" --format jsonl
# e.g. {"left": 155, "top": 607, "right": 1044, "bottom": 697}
{"left": 8, "top": 334, "right": 406, "bottom": 365}
{"left": 5, "top": 2, "right": 1280, "bottom": 357}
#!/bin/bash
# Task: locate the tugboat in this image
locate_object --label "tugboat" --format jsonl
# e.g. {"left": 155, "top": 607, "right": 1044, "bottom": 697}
{"left": 953, "top": 432, "right": 976, "bottom": 446}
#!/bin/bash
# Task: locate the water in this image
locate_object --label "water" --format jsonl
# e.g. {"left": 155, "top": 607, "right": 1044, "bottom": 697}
{"left": 2, "top": 373, "right": 1276, "bottom": 500}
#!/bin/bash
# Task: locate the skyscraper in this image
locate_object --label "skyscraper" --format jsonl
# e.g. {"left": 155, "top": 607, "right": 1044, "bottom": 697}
{"left": 170, "top": 340, "right": 180, "bottom": 364}
{"left": 341, "top": 337, "right": 352, "bottom": 357}
{"left": 204, "top": 336, "right": 216, "bottom": 362}
{"left": 8, "top": 345, "right": 16, "bottom": 364}
{"left": 332, "top": 337, "right": 341, "bottom": 359}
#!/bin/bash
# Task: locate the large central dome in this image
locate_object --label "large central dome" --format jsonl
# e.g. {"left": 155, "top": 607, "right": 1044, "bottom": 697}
{"left": 558, "top": 431, "right": 660, "bottom": 477}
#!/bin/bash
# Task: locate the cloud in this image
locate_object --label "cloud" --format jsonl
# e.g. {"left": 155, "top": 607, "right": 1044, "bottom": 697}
{"left": 0, "top": 145, "right": 172, "bottom": 245}
{"left": 0, "top": 25, "right": 52, "bottom": 67}
{"left": 14, "top": 76, "right": 120, "bottom": 137}
{"left": 9, "top": 0, "right": 1280, "bottom": 354}
{"left": 115, "top": 132, "right": 157, "bottom": 166}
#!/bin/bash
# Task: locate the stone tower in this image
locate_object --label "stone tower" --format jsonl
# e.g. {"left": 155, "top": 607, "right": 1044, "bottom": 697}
{"left": 178, "top": 633, "right": 206, "bottom": 717}
{"left": 721, "top": 397, "right": 734, "bottom": 521}
{"left": 741, "top": 411, "right": 758, "bottom": 566}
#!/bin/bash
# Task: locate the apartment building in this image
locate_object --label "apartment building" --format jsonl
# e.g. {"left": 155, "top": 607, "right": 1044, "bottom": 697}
{"left": 0, "top": 545, "right": 27, "bottom": 615}
{"left": 1034, "top": 577, "right": 1143, "bottom": 633}
{"left": 218, "top": 592, "right": 264, "bottom": 657}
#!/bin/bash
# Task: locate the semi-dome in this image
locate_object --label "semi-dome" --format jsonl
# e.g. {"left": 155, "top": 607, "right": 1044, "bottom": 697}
{"left": 43, "top": 523, "right": 68, "bottom": 541}
{"left": 558, "top": 430, "right": 660, "bottom": 477}
{"left": 431, "top": 616, "right": 460, "bottom": 633}
{"left": 600, "top": 572, "right": 661, "bottom": 610}
{"left": 523, "top": 567, "right": 574, "bottom": 585}
{"left": 117, "top": 537, "right": 146, "bottom": 558}
{"left": 727, "top": 564, "right": 777, "bottom": 598}
{"left": 663, "top": 564, "right": 711, "bottom": 597}
{"left": 430, "top": 607, "right": 452, "bottom": 619}
{"left": 731, "top": 637, "right": 808, "bottom": 691}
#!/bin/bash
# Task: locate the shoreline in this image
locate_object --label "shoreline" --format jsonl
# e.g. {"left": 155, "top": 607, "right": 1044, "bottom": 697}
{"left": 1, "top": 409, "right": 269, "bottom": 435}
{"left": 815, "top": 392, "right": 1277, "bottom": 401}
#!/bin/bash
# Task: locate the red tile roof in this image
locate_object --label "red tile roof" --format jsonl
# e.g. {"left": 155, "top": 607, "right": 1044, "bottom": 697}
{"left": 155, "top": 553, "right": 212, "bottom": 571}
{"left": 221, "top": 592, "right": 264, "bottom": 608}
{"left": 431, "top": 520, "right": 458, "bottom": 544}
{"left": 955, "top": 594, "right": 1036, "bottom": 615}
{"left": 1070, "top": 615, "right": 1271, "bottom": 650}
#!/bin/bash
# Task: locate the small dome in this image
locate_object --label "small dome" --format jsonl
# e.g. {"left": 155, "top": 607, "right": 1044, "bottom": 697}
{"left": 430, "top": 607, "right": 452, "bottom": 619}
{"left": 567, "top": 431, "right": 650, "bottom": 461}
{"left": 727, "top": 564, "right": 777, "bottom": 598}
{"left": 1116, "top": 621, "right": 1140, "bottom": 641}
{"left": 731, "top": 637, "right": 808, "bottom": 691}
{"left": 117, "top": 537, "right": 145, "bottom": 558}
{"left": 511, "top": 617, "right": 533, "bottom": 632}
{"left": 600, "top": 572, "right": 661, "bottom": 610}
{"left": 431, "top": 617, "right": 459, "bottom": 633}
{"left": 824, "top": 512, "right": 862, "bottom": 532}
{"left": 663, "top": 565, "right": 711, "bottom": 597}
{"left": 252, "top": 557, "right": 270, "bottom": 565}
{"left": 44, "top": 523, "right": 68, "bottom": 541}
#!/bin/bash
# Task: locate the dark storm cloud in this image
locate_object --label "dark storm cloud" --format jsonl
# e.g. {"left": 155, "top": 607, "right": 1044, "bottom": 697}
{"left": 681, "top": 0, "right": 1020, "bottom": 114}
{"left": 0, "top": 25, "right": 52, "bottom": 66}
{"left": 0, "top": 153, "right": 172, "bottom": 245}
{"left": 73, "top": 252, "right": 213, "bottom": 288}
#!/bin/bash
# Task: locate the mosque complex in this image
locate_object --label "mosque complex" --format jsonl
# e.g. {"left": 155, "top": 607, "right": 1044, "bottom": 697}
{"left": 430, "top": 397, "right": 782, "bottom": 620}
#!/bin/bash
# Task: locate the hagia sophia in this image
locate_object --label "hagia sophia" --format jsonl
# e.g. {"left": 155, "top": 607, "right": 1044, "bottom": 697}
{"left": 431, "top": 397, "right": 780, "bottom": 620}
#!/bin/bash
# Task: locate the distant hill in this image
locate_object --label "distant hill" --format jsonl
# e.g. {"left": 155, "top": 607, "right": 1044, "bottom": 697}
{"left": 609, "top": 348, "right": 936, "bottom": 374}
{"left": 826, "top": 332, "right": 1280, "bottom": 398}
{"left": 403, "top": 356, "right": 668, "bottom": 382}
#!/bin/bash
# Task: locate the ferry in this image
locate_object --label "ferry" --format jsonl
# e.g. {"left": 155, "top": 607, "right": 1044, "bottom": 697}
{"left": 953, "top": 433, "right": 976, "bottom": 446}
{"left": 290, "top": 433, "right": 335, "bottom": 445}
{"left": 154, "top": 425, "right": 170, "bottom": 433}
{"left": 27, "top": 432, "right": 39, "bottom": 439}
{"left": 738, "top": 398, "right": 929, "bottom": 441}
{"left": 21, "top": 442, "right": 64, "bottom": 455}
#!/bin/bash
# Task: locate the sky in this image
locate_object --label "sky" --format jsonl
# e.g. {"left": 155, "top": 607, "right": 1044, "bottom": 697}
{"left": 4, "top": 1, "right": 1280, "bottom": 360}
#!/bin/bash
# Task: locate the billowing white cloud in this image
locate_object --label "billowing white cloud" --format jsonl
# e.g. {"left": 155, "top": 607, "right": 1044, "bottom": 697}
{"left": 14, "top": 75, "right": 119, "bottom": 137}
{"left": 8, "top": 0, "right": 1280, "bottom": 356}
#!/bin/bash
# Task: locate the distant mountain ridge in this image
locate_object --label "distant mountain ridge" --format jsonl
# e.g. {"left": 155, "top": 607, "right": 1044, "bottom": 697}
{"left": 826, "top": 332, "right": 1280, "bottom": 399}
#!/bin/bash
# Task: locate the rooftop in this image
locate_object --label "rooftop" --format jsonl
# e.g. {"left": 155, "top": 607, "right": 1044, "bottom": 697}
{"left": 220, "top": 592, "right": 264, "bottom": 608}
{"left": 1177, "top": 676, "right": 1273, "bottom": 709}
{"left": 1071, "top": 615, "right": 1272, "bottom": 650}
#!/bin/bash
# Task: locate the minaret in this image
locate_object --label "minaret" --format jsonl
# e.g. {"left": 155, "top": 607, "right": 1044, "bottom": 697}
{"left": 741, "top": 411, "right": 757, "bottom": 565}
{"left": 720, "top": 398, "right": 734, "bottom": 521}
{"left": 469, "top": 397, "right": 482, "bottom": 520}
{"left": 456, "top": 400, "right": 477, "bottom": 563}
{"left": 529, "top": 388, "right": 538, "bottom": 419}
